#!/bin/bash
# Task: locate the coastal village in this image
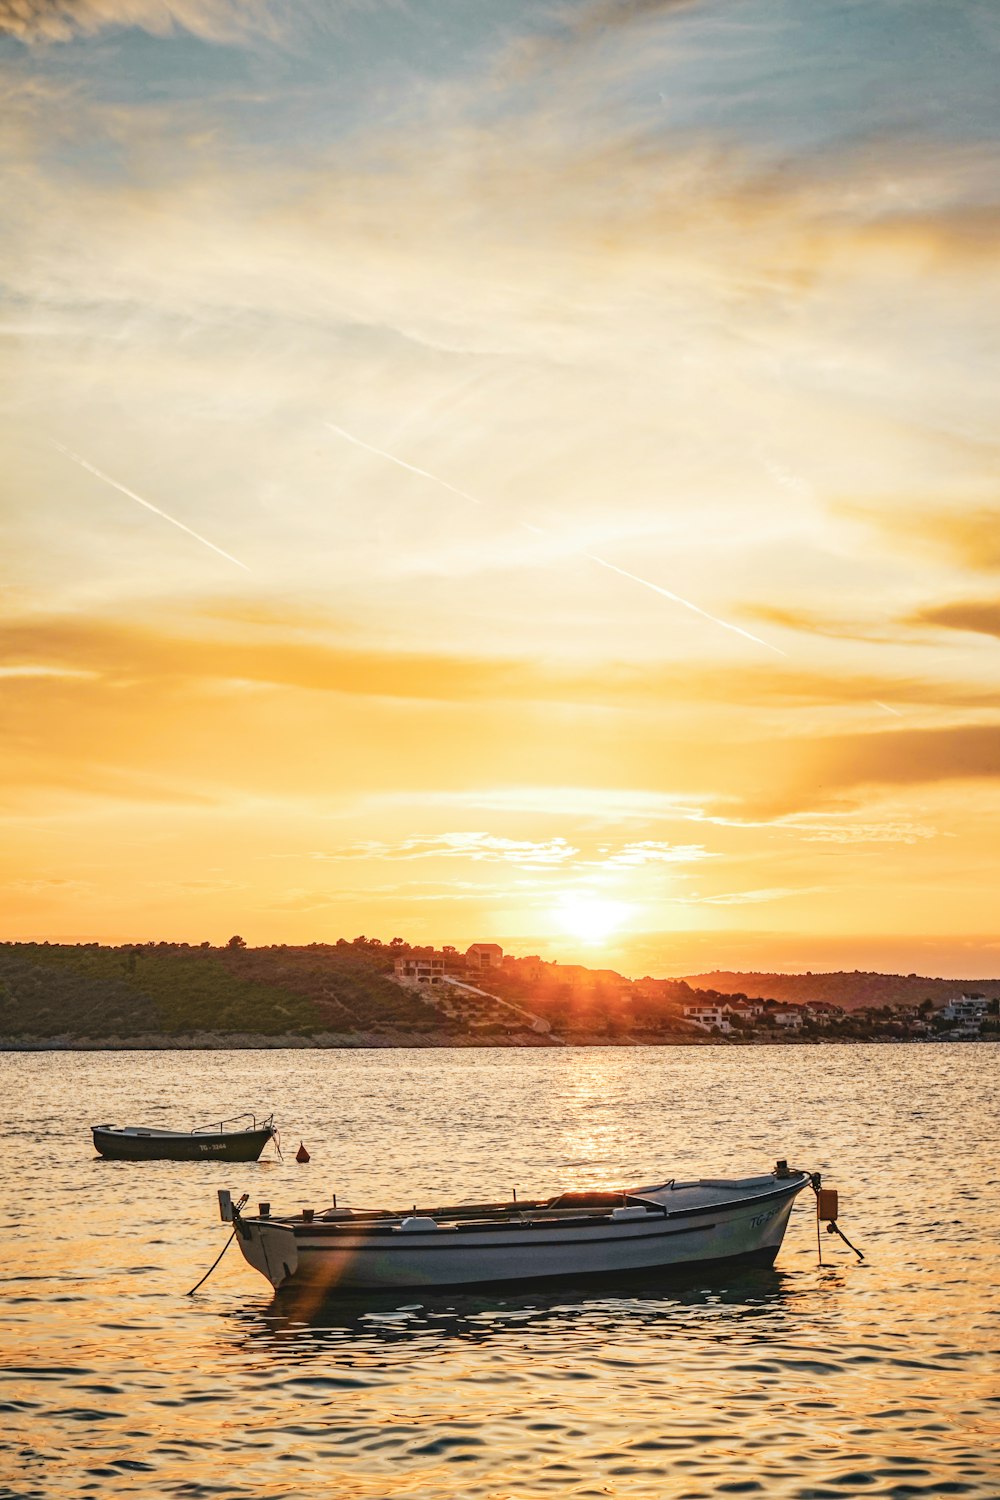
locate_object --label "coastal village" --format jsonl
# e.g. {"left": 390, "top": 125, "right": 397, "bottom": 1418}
{"left": 1, "top": 937, "right": 997, "bottom": 1047}
{"left": 389, "top": 942, "right": 998, "bottom": 1043}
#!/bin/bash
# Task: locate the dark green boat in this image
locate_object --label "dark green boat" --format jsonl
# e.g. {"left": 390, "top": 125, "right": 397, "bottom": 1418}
{"left": 92, "top": 1113, "right": 277, "bottom": 1162}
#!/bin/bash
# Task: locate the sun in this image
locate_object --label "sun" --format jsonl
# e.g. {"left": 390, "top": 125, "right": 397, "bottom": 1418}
{"left": 552, "top": 893, "right": 632, "bottom": 945}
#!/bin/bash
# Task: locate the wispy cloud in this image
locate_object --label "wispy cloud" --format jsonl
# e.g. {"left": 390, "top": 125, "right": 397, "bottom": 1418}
{"left": 600, "top": 839, "right": 713, "bottom": 866}
{"left": 361, "top": 787, "right": 710, "bottom": 821}
{"left": 305, "top": 832, "right": 720, "bottom": 876}
{"left": 745, "top": 603, "right": 900, "bottom": 647}
{"left": 907, "top": 598, "right": 1000, "bottom": 640}
{"left": 811, "top": 724, "right": 1000, "bottom": 795}
{"left": 842, "top": 503, "right": 1000, "bottom": 573}
{"left": 0, "top": 664, "right": 97, "bottom": 680}
{"left": 677, "top": 886, "right": 824, "bottom": 907}
{"left": 0, "top": 0, "right": 283, "bottom": 43}
{"left": 8, "top": 613, "right": 1000, "bottom": 712}
{"left": 314, "top": 833, "right": 580, "bottom": 867}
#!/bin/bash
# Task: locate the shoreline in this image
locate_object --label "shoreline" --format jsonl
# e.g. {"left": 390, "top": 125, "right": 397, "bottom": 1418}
{"left": 1, "top": 1031, "right": 983, "bottom": 1052}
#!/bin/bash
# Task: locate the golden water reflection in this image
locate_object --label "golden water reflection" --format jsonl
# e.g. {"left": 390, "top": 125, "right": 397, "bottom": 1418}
{"left": 2, "top": 1045, "right": 998, "bottom": 1498}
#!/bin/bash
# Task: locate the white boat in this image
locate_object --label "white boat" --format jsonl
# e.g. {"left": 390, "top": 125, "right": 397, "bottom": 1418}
{"left": 222, "top": 1162, "right": 813, "bottom": 1292}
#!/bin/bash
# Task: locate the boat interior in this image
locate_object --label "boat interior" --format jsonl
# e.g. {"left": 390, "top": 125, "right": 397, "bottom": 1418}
{"left": 95, "top": 1113, "right": 272, "bottom": 1138}
{"left": 262, "top": 1173, "right": 800, "bottom": 1233}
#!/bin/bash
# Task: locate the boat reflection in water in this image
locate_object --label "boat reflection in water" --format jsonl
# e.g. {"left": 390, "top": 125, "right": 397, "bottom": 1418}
{"left": 220, "top": 1257, "right": 819, "bottom": 1368}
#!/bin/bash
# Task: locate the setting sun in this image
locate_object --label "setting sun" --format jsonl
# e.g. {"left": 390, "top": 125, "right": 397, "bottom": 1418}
{"left": 552, "top": 893, "right": 633, "bottom": 946}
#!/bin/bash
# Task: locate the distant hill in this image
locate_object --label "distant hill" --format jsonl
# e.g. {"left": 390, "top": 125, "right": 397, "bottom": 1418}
{"left": 680, "top": 970, "right": 1000, "bottom": 1011}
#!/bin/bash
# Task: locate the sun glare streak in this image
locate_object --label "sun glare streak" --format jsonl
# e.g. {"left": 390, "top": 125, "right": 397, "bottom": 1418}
{"left": 51, "top": 442, "right": 251, "bottom": 572}
{"left": 325, "top": 421, "right": 784, "bottom": 657}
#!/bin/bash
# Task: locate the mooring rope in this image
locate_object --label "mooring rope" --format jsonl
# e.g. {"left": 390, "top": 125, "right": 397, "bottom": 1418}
{"left": 186, "top": 1193, "right": 249, "bottom": 1295}
{"left": 825, "top": 1218, "right": 865, "bottom": 1261}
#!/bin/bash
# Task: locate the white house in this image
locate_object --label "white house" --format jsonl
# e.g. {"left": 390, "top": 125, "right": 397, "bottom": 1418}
{"left": 771, "top": 1008, "right": 803, "bottom": 1030}
{"left": 941, "top": 996, "right": 986, "bottom": 1026}
{"left": 683, "top": 1004, "right": 731, "bottom": 1034}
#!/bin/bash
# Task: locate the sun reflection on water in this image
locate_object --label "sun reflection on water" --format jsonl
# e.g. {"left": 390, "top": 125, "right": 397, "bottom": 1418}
{"left": 1, "top": 1045, "right": 998, "bottom": 1499}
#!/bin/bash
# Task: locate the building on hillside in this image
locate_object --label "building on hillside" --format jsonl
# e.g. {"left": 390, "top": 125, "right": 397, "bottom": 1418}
{"left": 505, "top": 955, "right": 545, "bottom": 982}
{"left": 770, "top": 1007, "right": 803, "bottom": 1030}
{"left": 393, "top": 954, "right": 445, "bottom": 986}
{"left": 941, "top": 996, "right": 986, "bottom": 1026}
{"left": 802, "top": 1003, "right": 841, "bottom": 1026}
{"left": 725, "top": 999, "right": 765, "bottom": 1020}
{"left": 466, "top": 943, "right": 503, "bottom": 970}
{"left": 683, "top": 1004, "right": 731, "bottom": 1034}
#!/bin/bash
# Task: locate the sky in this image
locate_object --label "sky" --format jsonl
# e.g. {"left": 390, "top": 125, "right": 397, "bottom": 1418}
{"left": 2, "top": 0, "right": 999, "bottom": 977}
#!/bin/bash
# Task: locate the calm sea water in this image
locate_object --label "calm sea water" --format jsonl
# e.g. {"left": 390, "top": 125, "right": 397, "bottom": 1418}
{"left": 1, "top": 1045, "right": 998, "bottom": 1500}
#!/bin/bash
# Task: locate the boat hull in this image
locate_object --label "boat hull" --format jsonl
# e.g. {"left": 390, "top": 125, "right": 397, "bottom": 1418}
{"left": 234, "top": 1177, "right": 808, "bottom": 1292}
{"left": 93, "top": 1126, "right": 274, "bottom": 1162}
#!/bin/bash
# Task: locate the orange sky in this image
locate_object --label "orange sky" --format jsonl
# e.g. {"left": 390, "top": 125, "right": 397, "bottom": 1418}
{"left": 3, "top": 1, "right": 1000, "bottom": 977}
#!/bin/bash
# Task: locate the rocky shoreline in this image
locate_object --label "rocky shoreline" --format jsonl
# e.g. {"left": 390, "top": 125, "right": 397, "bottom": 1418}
{"left": 0, "top": 1030, "right": 702, "bottom": 1050}
{"left": 1, "top": 1030, "right": 967, "bottom": 1051}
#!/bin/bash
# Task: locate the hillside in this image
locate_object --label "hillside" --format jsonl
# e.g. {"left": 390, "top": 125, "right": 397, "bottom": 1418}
{"left": 0, "top": 940, "right": 704, "bottom": 1046}
{"left": 0, "top": 941, "right": 466, "bottom": 1043}
{"left": 680, "top": 970, "right": 1000, "bottom": 1011}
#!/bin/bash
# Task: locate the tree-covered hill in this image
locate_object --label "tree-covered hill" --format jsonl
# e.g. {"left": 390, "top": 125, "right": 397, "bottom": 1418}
{"left": 0, "top": 941, "right": 460, "bottom": 1041}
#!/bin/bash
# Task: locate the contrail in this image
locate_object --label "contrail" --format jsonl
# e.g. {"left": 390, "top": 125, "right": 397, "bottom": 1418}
{"left": 583, "top": 553, "right": 786, "bottom": 656}
{"left": 326, "top": 421, "right": 785, "bottom": 657}
{"left": 52, "top": 441, "right": 250, "bottom": 573}
{"left": 325, "top": 423, "right": 483, "bottom": 509}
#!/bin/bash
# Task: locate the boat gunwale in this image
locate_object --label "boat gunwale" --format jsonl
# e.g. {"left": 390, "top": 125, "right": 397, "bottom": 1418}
{"left": 250, "top": 1172, "right": 810, "bottom": 1239}
{"left": 92, "top": 1125, "right": 273, "bottom": 1141}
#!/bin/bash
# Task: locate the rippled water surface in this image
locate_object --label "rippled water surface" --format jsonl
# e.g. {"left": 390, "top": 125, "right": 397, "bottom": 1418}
{"left": 2, "top": 1045, "right": 998, "bottom": 1499}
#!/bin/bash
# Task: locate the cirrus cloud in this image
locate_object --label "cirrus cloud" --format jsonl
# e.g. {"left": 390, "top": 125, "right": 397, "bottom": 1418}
{"left": 0, "top": 0, "right": 282, "bottom": 43}
{"left": 312, "top": 834, "right": 580, "bottom": 867}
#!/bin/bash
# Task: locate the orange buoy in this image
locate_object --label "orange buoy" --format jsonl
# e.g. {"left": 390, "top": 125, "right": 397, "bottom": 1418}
{"left": 816, "top": 1188, "right": 839, "bottom": 1222}
{"left": 296, "top": 1141, "right": 310, "bottom": 1163}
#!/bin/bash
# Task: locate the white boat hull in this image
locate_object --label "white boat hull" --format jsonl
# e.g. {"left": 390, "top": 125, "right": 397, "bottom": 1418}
{"left": 231, "top": 1172, "right": 810, "bottom": 1292}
